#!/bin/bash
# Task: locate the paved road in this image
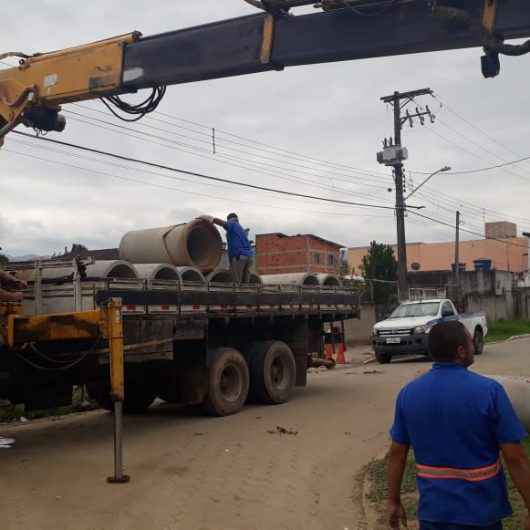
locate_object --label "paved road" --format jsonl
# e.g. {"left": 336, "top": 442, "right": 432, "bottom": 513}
{"left": 1, "top": 339, "right": 529, "bottom": 530}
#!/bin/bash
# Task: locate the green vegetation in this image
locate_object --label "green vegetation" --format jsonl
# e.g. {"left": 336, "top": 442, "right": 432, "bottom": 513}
{"left": 365, "top": 438, "right": 530, "bottom": 528}
{"left": 360, "top": 241, "right": 398, "bottom": 304}
{"left": 486, "top": 320, "right": 530, "bottom": 343}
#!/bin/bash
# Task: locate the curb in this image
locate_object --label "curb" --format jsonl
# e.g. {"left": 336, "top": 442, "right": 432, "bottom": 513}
{"left": 487, "top": 333, "right": 530, "bottom": 346}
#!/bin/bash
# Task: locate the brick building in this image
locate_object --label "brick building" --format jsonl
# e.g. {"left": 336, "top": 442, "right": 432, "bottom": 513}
{"left": 255, "top": 233, "right": 343, "bottom": 275}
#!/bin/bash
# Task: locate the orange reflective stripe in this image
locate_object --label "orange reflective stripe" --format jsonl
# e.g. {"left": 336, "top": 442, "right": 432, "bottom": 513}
{"left": 416, "top": 459, "right": 501, "bottom": 482}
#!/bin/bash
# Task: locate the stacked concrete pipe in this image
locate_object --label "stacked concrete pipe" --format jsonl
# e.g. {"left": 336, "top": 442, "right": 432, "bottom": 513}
{"left": 260, "top": 273, "right": 320, "bottom": 286}
{"left": 134, "top": 263, "right": 180, "bottom": 281}
{"left": 248, "top": 273, "right": 262, "bottom": 285}
{"left": 489, "top": 375, "right": 530, "bottom": 431}
{"left": 84, "top": 260, "right": 138, "bottom": 280}
{"left": 208, "top": 269, "right": 235, "bottom": 284}
{"left": 119, "top": 219, "right": 223, "bottom": 273}
{"left": 316, "top": 274, "right": 342, "bottom": 287}
{"left": 176, "top": 267, "right": 206, "bottom": 284}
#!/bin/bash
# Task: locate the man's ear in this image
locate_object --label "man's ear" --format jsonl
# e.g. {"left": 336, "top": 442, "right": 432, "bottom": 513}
{"left": 456, "top": 345, "right": 466, "bottom": 361}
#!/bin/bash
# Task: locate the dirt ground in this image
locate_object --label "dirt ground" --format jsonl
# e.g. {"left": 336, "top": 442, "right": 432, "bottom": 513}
{"left": 1, "top": 339, "right": 529, "bottom": 530}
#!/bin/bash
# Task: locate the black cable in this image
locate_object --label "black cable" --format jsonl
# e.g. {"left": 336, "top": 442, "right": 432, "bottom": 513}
{"left": 13, "top": 130, "right": 416, "bottom": 212}
{"left": 100, "top": 86, "right": 167, "bottom": 122}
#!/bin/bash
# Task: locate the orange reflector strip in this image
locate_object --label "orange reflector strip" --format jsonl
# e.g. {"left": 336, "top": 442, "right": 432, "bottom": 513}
{"left": 417, "top": 459, "right": 501, "bottom": 482}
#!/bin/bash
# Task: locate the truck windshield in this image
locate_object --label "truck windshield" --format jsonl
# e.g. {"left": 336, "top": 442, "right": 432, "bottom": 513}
{"left": 389, "top": 302, "right": 440, "bottom": 319}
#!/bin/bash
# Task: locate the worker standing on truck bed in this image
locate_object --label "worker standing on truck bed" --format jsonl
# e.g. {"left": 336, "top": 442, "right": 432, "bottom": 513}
{"left": 199, "top": 213, "right": 253, "bottom": 284}
{"left": 387, "top": 320, "right": 530, "bottom": 530}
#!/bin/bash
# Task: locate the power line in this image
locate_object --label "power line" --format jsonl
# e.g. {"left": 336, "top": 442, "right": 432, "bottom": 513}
{"left": 65, "top": 112, "right": 393, "bottom": 203}
{"left": 13, "top": 130, "right": 416, "bottom": 212}
{"left": 7, "top": 136, "right": 396, "bottom": 220}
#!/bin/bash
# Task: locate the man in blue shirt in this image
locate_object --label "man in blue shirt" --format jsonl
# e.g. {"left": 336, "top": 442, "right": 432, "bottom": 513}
{"left": 388, "top": 320, "right": 530, "bottom": 529}
{"left": 199, "top": 213, "right": 253, "bottom": 284}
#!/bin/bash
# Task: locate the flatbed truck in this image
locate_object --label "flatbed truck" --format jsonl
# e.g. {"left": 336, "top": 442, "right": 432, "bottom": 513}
{"left": 1, "top": 271, "right": 359, "bottom": 418}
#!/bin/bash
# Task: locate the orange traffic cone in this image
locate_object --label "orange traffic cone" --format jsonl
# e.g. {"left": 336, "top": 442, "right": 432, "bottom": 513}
{"left": 336, "top": 342, "right": 346, "bottom": 364}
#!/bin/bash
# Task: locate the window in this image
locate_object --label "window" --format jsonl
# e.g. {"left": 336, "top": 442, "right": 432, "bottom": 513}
{"left": 313, "top": 253, "right": 322, "bottom": 265}
{"left": 328, "top": 254, "right": 336, "bottom": 266}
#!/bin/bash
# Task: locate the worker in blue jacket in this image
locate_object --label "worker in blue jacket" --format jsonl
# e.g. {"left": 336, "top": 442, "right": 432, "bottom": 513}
{"left": 199, "top": 213, "right": 254, "bottom": 284}
{"left": 387, "top": 320, "right": 530, "bottom": 529}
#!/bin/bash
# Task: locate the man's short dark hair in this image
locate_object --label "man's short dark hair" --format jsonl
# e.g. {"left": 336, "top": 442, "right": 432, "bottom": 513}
{"left": 227, "top": 213, "right": 238, "bottom": 221}
{"left": 428, "top": 320, "right": 468, "bottom": 361}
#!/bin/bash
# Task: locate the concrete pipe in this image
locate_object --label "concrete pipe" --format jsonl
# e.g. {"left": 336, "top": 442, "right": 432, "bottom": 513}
{"left": 208, "top": 269, "right": 235, "bottom": 284}
{"left": 134, "top": 263, "right": 180, "bottom": 281}
{"left": 119, "top": 219, "right": 223, "bottom": 272}
{"left": 248, "top": 273, "right": 263, "bottom": 285}
{"left": 316, "top": 274, "right": 342, "bottom": 287}
{"left": 489, "top": 375, "right": 530, "bottom": 431}
{"left": 85, "top": 260, "right": 138, "bottom": 280}
{"left": 176, "top": 267, "right": 206, "bottom": 284}
{"left": 261, "top": 273, "right": 320, "bottom": 286}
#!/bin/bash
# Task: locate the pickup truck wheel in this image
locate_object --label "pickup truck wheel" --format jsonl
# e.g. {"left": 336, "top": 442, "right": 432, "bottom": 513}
{"left": 204, "top": 347, "right": 249, "bottom": 416}
{"left": 249, "top": 341, "right": 296, "bottom": 405}
{"left": 474, "top": 329, "right": 485, "bottom": 355}
{"left": 375, "top": 351, "right": 392, "bottom": 364}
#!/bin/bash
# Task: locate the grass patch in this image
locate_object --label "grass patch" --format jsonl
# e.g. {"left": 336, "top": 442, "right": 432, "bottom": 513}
{"left": 366, "top": 438, "right": 530, "bottom": 528}
{"left": 486, "top": 320, "right": 530, "bottom": 343}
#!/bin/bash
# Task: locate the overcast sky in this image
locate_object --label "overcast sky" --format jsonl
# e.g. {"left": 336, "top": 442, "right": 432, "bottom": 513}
{"left": 2, "top": 1, "right": 530, "bottom": 258}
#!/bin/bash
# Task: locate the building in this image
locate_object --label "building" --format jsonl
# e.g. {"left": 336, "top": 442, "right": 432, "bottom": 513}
{"left": 348, "top": 222, "right": 529, "bottom": 276}
{"left": 255, "top": 233, "right": 343, "bottom": 275}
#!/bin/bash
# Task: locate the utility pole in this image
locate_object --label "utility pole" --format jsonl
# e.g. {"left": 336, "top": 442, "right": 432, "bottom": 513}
{"left": 379, "top": 88, "right": 435, "bottom": 301}
{"left": 454, "top": 210, "right": 461, "bottom": 308}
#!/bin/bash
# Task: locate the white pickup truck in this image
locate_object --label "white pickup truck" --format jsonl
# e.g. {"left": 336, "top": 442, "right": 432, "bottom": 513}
{"left": 372, "top": 299, "right": 488, "bottom": 364}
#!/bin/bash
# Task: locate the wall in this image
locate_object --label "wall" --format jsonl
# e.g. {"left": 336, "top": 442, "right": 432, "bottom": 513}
{"left": 343, "top": 304, "right": 376, "bottom": 346}
{"left": 256, "top": 233, "right": 341, "bottom": 275}
{"left": 348, "top": 237, "right": 529, "bottom": 275}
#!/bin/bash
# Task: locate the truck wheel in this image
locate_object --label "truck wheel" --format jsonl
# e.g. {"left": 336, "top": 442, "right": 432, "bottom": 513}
{"left": 474, "top": 329, "right": 485, "bottom": 355}
{"left": 204, "top": 347, "right": 249, "bottom": 416}
{"left": 375, "top": 351, "right": 392, "bottom": 364}
{"left": 249, "top": 341, "right": 296, "bottom": 405}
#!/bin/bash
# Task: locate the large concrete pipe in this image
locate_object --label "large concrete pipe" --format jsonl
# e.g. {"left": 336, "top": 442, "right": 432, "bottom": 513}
{"left": 261, "top": 273, "right": 319, "bottom": 286}
{"left": 14, "top": 261, "right": 138, "bottom": 282}
{"left": 85, "top": 260, "right": 138, "bottom": 279}
{"left": 208, "top": 269, "right": 235, "bottom": 283}
{"left": 176, "top": 267, "right": 206, "bottom": 284}
{"left": 316, "top": 274, "right": 342, "bottom": 287}
{"left": 490, "top": 375, "right": 530, "bottom": 431}
{"left": 119, "top": 219, "right": 223, "bottom": 272}
{"left": 135, "top": 263, "right": 180, "bottom": 281}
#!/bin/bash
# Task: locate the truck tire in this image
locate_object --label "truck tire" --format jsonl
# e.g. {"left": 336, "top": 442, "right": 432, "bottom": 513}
{"left": 249, "top": 341, "right": 296, "bottom": 405}
{"left": 204, "top": 347, "right": 249, "bottom": 416}
{"left": 474, "top": 328, "right": 485, "bottom": 355}
{"left": 375, "top": 351, "right": 392, "bottom": 364}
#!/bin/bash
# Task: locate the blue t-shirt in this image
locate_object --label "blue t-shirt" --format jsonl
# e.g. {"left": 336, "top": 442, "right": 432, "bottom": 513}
{"left": 226, "top": 220, "right": 253, "bottom": 259}
{"left": 391, "top": 363, "right": 527, "bottom": 526}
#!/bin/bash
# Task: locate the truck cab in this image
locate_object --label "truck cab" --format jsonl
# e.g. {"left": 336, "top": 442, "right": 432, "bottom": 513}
{"left": 372, "top": 299, "right": 487, "bottom": 364}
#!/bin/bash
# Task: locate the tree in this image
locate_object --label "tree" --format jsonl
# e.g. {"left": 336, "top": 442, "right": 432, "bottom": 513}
{"left": 0, "top": 253, "right": 9, "bottom": 267}
{"left": 360, "top": 241, "right": 398, "bottom": 304}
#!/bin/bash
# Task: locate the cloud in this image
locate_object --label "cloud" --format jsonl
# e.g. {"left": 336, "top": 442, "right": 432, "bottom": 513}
{"left": 2, "top": 1, "right": 530, "bottom": 258}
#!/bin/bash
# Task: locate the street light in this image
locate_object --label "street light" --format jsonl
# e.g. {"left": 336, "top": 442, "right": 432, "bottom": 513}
{"left": 405, "top": 166, "right": 451, "bottom": 200}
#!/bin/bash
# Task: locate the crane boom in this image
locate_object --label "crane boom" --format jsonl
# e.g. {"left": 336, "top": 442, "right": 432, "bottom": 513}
{"left": 1, "top": 0, "right": 529, "bottom": 144}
